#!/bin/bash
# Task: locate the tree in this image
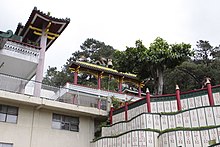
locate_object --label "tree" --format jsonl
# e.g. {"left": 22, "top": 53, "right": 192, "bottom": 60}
{"left": 194, "top": 40, "right": 213, "bottom": 66}
{"left": 43, "top": 66, "right": 72, "bottom": 87}
{"left": 43, "top": 38, "right": 115, "bottom": 88}
{"left": 114, "top": 37, "right": 193, "bottom": 95}
{"left": 66, "top": 38, "right": 115, "bottom": 64}
{"left": 163, "top": 40, "right": 220, "bottom": 93}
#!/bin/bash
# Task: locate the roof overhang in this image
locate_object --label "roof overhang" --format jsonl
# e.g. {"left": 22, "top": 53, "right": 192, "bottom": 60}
{"left": 15, "top": 7, "right": 70, "bottom": 50}
{"left": 70, "top": 61, "right": 141, "bottom": 84}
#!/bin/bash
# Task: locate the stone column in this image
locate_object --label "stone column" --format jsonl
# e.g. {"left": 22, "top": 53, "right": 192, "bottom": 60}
{"left": 34, "top": 27, "right": 47, "bottom": 97}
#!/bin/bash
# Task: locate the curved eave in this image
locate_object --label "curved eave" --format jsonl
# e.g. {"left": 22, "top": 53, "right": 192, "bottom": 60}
{"left": 70, "top": 61, "right": 140, "bottom": 82}
{"left": 16, "top": 7, "right": 70, "bottom": 50}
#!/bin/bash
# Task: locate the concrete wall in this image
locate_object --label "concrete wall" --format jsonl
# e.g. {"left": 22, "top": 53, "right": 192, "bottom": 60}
{"left": 0, "top": 101, "right": 95, "bottom": 147}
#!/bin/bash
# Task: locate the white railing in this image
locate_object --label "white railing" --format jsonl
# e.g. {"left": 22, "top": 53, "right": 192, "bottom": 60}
{"left": 0, "top": 73, "right": 108, "bottom": 111}
{"left": 3, "top": 40, "right": 40, "bottom": 57}
{"left": 66, "top": 83, "right": 142, "bottom": 101}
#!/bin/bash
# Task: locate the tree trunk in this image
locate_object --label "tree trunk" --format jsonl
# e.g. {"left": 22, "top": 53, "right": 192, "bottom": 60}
{"left": 157, "top": 68, "right": 164, "bottom": 95}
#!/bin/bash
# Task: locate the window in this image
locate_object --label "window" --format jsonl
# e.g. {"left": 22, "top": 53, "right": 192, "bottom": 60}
{"left": 52, "top": 113, "right": 79, "bottom": 132}
{"left": 0, "top": 104, "right": 18, "bottom": 123}
{"left": 0, "top": 143, "right": 13, "bottom": 147}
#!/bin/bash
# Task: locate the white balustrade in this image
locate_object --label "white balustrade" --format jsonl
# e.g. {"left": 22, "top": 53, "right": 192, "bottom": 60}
{"left": 4, "top": 40, "right": 40, "bottom": 57}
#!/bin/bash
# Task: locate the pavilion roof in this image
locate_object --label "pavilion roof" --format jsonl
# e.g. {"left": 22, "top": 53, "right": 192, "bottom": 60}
{"left": 15, "top": 7, "right": 70, "bottom": 50}
{"left": 70, "top": 61, "right": 141, "bottom": 83}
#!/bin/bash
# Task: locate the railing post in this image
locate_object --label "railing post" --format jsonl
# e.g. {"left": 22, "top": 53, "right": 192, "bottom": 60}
{"left": 176, "top": 85, "right": 182, "bottom": 111}
{"left": 110, "top": 104, "right": 114, "bottom": 125}
{"left": 146, "top": 88, "right": 151, "bottom": 113}
{"left": 125, "top": 98, "right": 128, "bottom": 121}
{"left": 72, "top": 94, "right": 77, "bottom": 105}
{"left": 206, "top": 78, "right": 214, "bottom": 106}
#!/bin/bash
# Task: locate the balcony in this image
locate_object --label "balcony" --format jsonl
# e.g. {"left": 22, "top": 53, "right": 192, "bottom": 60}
{"left": 63, "top": 83, "right": 142, "bottom": 102}
{"left": 0, "top": 39, "right": 40, "bottom": 80}
{"left": 0, "top": 73, "right": 109, "bottom": 111}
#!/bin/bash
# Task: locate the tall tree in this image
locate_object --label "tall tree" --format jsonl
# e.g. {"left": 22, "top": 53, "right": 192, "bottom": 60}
{"left": 114, "top": 37, "right": 193, "bottom": 94}
{"left": 163, "top": 40, "right": 220, "bottom": 93}
{"left": 194, "top": 40, "right": 215, "bottom": 66}
{"left": 66, "top": 38, "right": 115, "bottom": 65}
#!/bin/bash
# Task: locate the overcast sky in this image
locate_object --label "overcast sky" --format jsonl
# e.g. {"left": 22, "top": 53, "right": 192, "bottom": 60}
{"left": 1, "top": 0, "right": 220, "bottom": 72}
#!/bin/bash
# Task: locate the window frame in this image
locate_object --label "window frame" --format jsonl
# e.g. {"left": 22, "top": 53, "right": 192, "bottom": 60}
{"left": 0, "top": 104, "right": 18, "bottom": 124}
{"left": 52, "top": 113, "right": 79, "bottom": 132}
{"left": 0, "top": 142, "right": 13, "bottom": 147}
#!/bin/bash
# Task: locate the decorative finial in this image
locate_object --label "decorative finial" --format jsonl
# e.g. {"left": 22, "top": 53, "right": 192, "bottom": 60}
{"left": 205, "top": 77, "right": 211, "bottom": 85}
{"left": 176, "top": 85, "right": 180, "bottom": 90}
{"left": 111, "top": 104, "right": 114, "bottom": 108}
{"left": 146, "top": 88, "right": 149, "bottom": 93}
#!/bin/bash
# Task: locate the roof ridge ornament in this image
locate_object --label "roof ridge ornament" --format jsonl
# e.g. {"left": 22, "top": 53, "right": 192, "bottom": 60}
{"left": 0, "top": 30, "right": 13, "bottom": 38}
{"left": 0, "top": 30, "right": 13, "bottom": 49}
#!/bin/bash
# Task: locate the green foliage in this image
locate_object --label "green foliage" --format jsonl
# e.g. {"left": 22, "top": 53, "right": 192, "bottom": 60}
{"left": 111, "top": 97, "right": 122, "bottom": 109}
{"left": 43, "top": 66, "right": 72, "bottom": 87}
{"left": 114, "top": 37, "right": 193, "bottom": 94}
{"left": 164, "top": 40, "right": 220, "bottom": 93}
{"left": 66, "top": 38, "right": 115, "bottom": 64}
{"left": 101, "top": 77, "right": 118, "bottom": 91}
{"left": 194, "top": 40, "right": 213, "bottom": 65}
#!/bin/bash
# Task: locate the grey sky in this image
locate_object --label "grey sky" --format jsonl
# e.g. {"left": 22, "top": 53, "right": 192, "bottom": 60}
{"left": 1, "top": 0, "right": 220, "bottom": 71}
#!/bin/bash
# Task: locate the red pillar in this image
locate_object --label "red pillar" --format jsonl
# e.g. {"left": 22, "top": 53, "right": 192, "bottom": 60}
{"left": 73, "top": 66, "right": 80, "bottom": 85}
{"left": 118, "top": 77, "right": 123, "bottom": 93}
{"left": 138, "top": 86, "right": 142, "bottom": 97}
{"left": 125, "top": 100, "right": 128, "bottom": 121}
{"left": 109, "top": 104, "right": 114, "bottom": 125}
{"left": 138, "top": 82, "right": 144, "bottom": 97}
{"left": 98, "top": 73, "right": 102, "bottom": 89}
{"left": 176, "top": 85, "right": 182, "bottom": 111}
{"left": 146, "top": 88, "right": 151, "bottom": 113}
{"left": 73, "top": 71, "right": 78, "bottom": 85}
{"left": 206, "top": 78, "right": 214, "bottom": 106}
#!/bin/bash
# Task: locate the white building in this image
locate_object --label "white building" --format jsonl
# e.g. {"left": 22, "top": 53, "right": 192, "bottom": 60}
{"left": 0, "top": 7, "right": 110, "bottom": 147}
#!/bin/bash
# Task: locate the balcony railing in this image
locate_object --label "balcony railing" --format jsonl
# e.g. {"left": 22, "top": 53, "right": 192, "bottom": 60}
{"left": 65, "top": 83, "right": 142, "bottom": 101}
{"left": 0, "top": 73, "right": 108, "bottom": 111}
{"left": 3, "top": 40, "right": 40, "bottom": 57}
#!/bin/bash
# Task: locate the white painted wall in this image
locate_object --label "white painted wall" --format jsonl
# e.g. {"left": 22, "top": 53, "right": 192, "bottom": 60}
{"left": 0, "top": 101, "right": 95, "bottom": 147}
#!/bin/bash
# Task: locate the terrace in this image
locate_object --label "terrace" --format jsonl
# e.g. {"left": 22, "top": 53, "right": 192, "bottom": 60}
{"left": 0, "top": 72, "right": 144, "bottom": 112}
{"left": 0, "top": 38, "right": 40, "bottom": 80}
